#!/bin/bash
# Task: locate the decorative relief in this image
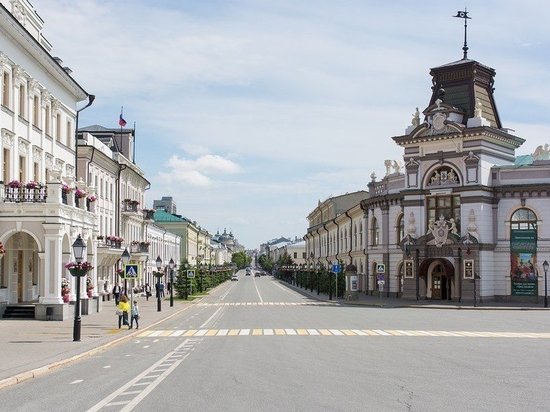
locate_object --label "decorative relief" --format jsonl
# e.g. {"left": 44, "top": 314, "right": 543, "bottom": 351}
{"left": 11, "top": 0, "right": 27, "bottom": 26}
{"left": 41, "top": 91, "right": 51, "bottom": 108}
{"left": 467, "top": 209, "right": 479, "bottom": 240}
{"left": 28, "top": 78, "right": 40, "bottom": 93}
{"left": 427, "top": 166, "right": 459, "bottom": 186}
{"left": 428, "top": 215, "right": 458, "bottom": 247}
{"left": 55, "top": 159, "right": 64, "bottom": 171}
{"left": 18, "top": 139, "right": 29, "bottom": 154}
{"left": 13, "top": 64, "right": 24, "bottom": 81}
{"left": 2, "top": 129, "right": 15, "bottom": 146}
{"left": 45, "top": 154, "right": 54, "bottom": 169}
{"left": 32, "top": 146, "right": 42, "bottom": 161}
{"left": 0, "top": 52, "right": 8, "bottom": 67}
{"left": 51, "top": 98, "right": 60, "bottom": 112}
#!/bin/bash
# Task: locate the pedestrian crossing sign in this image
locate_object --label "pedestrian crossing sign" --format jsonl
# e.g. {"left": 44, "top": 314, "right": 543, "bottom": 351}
{"left": 123, "top": 263, "right": 140, "bottom": 279}
{"left": 187, "top": 270, "right": 196, "bottom": 278}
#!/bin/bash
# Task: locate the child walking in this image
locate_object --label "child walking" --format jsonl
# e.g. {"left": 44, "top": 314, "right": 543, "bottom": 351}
{"left": 130, "top": 300, "right": 140, "bottom": 329}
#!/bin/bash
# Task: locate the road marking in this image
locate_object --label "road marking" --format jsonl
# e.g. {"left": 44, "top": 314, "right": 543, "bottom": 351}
{"left": 70, "top": 379, "right": 83, "bottom": 384}
{"left": 200, "top": 307, "right": 223, "bottom": 329}
{"left": 135, "top": 329, "right": 550, "bottom": 339}
{"left": 197, "top": 301, "right": 334, "bottom": 307}
{"left": 103, "top": 365, "right": 111, "bottom": 369}
{"left": 253, "top": 278, "right": 264, "bottom": 303}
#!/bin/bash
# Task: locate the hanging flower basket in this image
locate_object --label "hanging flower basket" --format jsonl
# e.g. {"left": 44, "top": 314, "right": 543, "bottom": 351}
{"left": 62, "top": 183, "right": 73, "bottom": 193}
{"left": 87, "top": 194, "right": 97, "bottom": 202}
{"left": 74, "top": 188, "right": 87, "bottom": 199}
{"left": 65, "top": 261, "right": 94, "bottom": 277}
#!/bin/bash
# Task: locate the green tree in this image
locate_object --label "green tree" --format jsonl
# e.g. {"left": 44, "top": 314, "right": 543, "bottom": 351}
{"left": 231, "top": 251, "right": 251, "bottom": 269}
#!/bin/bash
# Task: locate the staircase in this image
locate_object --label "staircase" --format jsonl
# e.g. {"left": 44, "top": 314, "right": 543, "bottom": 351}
{"left": 3, "top": 305, "right": 35, "bottom": 319}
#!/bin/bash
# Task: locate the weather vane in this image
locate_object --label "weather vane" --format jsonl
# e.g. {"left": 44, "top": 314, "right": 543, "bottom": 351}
{"left": 454, "top": 8, "right": 471, "bottom": 59}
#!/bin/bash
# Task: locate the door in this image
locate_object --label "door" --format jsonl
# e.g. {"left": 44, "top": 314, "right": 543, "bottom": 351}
{"left": 432, "top": 275, "right": 442, "bottom": 299}
{"left": 17, "top": 250, "right": 23, "bottom": 302}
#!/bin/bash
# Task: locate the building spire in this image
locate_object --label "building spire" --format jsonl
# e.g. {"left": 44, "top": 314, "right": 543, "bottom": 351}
{"left": 454, "top": 8, "right": 471, "bottom": 59}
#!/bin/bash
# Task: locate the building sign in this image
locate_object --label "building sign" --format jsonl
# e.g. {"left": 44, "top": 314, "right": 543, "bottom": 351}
{"left": 404, "top": 260, "right": 415, "bottom": 278}
{"left": 350, "top": 275, "right": 358, "bottom": 291}
{"left": 463, "top": 259, "right": 474, "bottom": 279}
{"left": 510, "top": 229, "right": 537, "bottom": 296}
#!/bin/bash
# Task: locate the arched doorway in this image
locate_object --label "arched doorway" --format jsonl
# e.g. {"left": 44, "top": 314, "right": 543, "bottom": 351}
{"left": 419, "top": 258, "right": 454, "bottom": 300}
{"left": 2, "top": 232, "right": 40, "bottom": 303}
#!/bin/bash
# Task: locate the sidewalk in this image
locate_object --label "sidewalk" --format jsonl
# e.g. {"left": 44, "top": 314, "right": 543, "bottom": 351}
{"left": 0, "top": 294, "right": 192, "bottom": 389}
{"left": 284, "top": 281, "right": 550, "bottom": 310}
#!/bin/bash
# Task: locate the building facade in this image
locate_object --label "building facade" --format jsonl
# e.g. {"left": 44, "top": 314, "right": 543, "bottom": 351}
{"left": 305, "top": 55, "right": 550, "bottom": 303}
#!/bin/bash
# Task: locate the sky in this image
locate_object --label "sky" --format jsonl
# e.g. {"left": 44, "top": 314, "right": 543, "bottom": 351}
{"left": 32, "top": 0, "right": 550, "bottom": 249}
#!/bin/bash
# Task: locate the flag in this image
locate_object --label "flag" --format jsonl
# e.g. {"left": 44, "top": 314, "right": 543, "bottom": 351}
{"left": 454, "top": 10, "right": 470, "bottom": 19}
{"left": 119, "top": 113, "right": 127, "bottom": 127}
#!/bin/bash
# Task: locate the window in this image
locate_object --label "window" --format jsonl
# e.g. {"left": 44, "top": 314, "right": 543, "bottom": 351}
{"left": 397, "top": 214, "right": 404, "bottom": 244}
{"left": 66, "top": 120, "right": 72, "bottom": 147}
{"left": 33, "top": 162, "right": 39, "bottom": 182}
{"left": 2, "top": 72, "right": 9, "bottom": 107}
{"left": 45, "top": 104, "right": 50, "bottom": 135}
{"left": 33, "top": 95, "right": 39, "bottom": 126}
{"left": 427, "top": 195, "right": 461, "bottom": 232}
{"left": 18, "top": 83, "right": 25, "bottom": 117}
{"left": 56, "top": 113, "right": 61, "bottom": 142}
{"left": 19, "top": 155, "right": 26, "bottom": 182}
{"left": 293, "top": 252, "right": 297, "bottom": 259}
{"left": 371, "top": 217, "right": 379, "bottom": 246}
{"left": 511, "top": 208, "right": 537, "bottom": 230}
{"left": 3, "top": 148, "right": 10, "bottom": 183}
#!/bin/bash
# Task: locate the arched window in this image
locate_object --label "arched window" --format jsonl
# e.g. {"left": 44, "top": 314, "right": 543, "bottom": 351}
{"left": 397, "top": 214, "right": 404, "bottom": 244}
{"left": 371, "top": 217, "right": 379, "bottom": 246}
{"left": 511, "top": 208, "right": 537, "bottom": 230}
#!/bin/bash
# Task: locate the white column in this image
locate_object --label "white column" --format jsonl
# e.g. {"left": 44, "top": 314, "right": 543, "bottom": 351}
{"left": 39, "top": 224, "right": 64, "bottom": 304}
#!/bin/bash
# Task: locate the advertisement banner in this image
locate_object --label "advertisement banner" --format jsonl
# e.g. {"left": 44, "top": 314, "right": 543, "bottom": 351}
{"left": 510, "top": 229, "right": 537, "bottom": 296}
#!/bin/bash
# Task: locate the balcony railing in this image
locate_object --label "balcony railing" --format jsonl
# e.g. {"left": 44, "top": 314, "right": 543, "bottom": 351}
{"left": 2, "top": 186, "right": 47, "bottom": 203}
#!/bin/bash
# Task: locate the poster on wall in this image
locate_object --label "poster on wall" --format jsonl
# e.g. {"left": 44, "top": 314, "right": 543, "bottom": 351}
{"left": 510, "top": 229, "right": 537, "bottom": 296}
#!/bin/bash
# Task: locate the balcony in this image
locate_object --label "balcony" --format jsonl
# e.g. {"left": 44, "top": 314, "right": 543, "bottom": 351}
{"left": 122, "top": 199, "right": 139, "bottom": 214}
{"left": 2, "top": 184, "right": 47, "bottom": 203}
{"left": 130, "top": 242, "right": 150, "bottom": 254}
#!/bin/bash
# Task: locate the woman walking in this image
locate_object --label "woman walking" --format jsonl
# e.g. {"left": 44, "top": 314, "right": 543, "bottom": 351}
{"left": 117, "top": 294, "right": 130, "bottom": 329}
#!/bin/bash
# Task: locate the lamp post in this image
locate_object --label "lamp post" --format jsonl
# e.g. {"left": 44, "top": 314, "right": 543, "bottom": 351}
{"left": 543, "top": 260, "right": 549, "bottom": 308}
{"left": 155, "top": 255, "right": 162, "bottom": 312}
{"left": 121, "top": 247, "right": 130, "bottom": 296}
{"left": 169, "top": 258, "right": 175, "bottom": 307}
{"left": 72, "top": 234, "right": 86, "bottom": 342}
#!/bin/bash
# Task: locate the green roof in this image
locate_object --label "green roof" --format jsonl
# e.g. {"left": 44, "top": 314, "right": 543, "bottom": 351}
{"left": 514, "top": 155, "right": 533, "bottom": 166}
{"left": 153, "top": 209, "right": 189, "bottom": 222}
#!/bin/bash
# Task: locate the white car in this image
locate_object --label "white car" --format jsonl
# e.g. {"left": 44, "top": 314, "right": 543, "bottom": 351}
{"left": 231, "top": 274, "right": 239, "bottom": 281}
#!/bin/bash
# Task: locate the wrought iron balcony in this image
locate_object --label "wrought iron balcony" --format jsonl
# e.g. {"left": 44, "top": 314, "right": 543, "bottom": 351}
{"left": 2, "top": 185, "right": 47, "bottom": 203}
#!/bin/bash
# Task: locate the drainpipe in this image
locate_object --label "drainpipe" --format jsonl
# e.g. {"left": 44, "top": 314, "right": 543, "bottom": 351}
{"left": 360, "top": 201, "right": 369, "bottom": 294}
{"left": 345, "top": 211, "right": 353, "bottom": 264}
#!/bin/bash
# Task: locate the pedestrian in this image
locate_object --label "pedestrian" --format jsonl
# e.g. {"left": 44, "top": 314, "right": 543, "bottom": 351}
{"left": 117, "top": 294, "right": 130, "bottom": 329}
{"left": 160, "top": 281, "right": 165, "bottom": 298}
{"left": 130, "top": 300, "right": 140, "bottom": 329}
{"left": 112, "top": 283, "right": 121, "bottom": 305}
{"left": 145, "top": 283, "right": 151, "bottom": 301}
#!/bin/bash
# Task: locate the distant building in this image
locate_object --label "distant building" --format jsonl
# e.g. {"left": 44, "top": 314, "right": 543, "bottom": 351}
{"left": 153, "top": 196, "right": 177, "bottom": 214}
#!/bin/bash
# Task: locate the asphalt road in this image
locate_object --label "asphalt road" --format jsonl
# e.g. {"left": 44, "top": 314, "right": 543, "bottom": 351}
{"left": 1, "top": 270, "right": 550, "bottom": 411}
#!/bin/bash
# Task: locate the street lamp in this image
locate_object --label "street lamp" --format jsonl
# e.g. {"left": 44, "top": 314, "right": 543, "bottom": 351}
{"left": 543, "top": 260, "right": 549, "bottom": 308}
{"left": 121, "top": 247, "right": 131, "bottom": 295}
{"left": 155, "top": 255, "right": 163, "bottom": 312}
{"left": 72, "top": 234, "right": 86, "bottom": 342}
{"left": 169, "top": 258, "right": 175, "bottom": 307}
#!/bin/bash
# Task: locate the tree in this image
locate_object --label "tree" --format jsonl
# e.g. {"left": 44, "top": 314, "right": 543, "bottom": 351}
{"left": 231, "top": 251, "right": 251, "bottom": 269}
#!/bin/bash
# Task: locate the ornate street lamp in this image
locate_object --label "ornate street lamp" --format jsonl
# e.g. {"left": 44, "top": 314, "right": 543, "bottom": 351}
{"left": 169, "top": 258, "right": 175, "bottom": 307}
{"left": 543, "top": 260, "right": 549, "bottom": 308}
{"left": 155, "top": 255, "right": 163, "bottom": 312}
{"left": 71, "top": 234, "right": 86, "bottom": 342}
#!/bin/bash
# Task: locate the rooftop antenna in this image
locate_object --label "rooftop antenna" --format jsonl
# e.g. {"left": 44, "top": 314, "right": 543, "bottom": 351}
{"left": 454, "top": 8, "right": 471, "bottom": 59}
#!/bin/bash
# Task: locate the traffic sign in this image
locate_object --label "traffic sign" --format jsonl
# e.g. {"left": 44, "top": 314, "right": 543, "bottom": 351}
{"left": 187, "top": 270, "right": 196, "bottom": 278}
{"left": 123, "top": 263, "right": 139, "bottom": 279}
{"left": 331, "top": 264, "right": 341, "bottom": 273}
{"left": 376, "top": 273, "right": 385, "bottom": 282}
{"left": 376, "top": 264, "right": 385, "bottom": 274}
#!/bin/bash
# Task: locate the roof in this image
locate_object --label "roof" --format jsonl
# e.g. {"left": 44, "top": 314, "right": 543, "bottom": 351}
{"left": 80, "top": 124, "right": 133, "bottom": 133}
{"left": 514, "top": 155, "right": 534, "bottom": 166}
{"left": 153, "top": 209, "right": 189, "bottom": 223}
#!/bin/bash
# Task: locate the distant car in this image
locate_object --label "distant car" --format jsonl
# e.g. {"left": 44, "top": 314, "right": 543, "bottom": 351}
{"left": 245, "top": 271, "right": 251, "bottom": 276}
{"left": 254, "top": 272, "right": 260, "bottom": 277}
{"left": 231, "top": 274, "right": 239, "bottom": 281}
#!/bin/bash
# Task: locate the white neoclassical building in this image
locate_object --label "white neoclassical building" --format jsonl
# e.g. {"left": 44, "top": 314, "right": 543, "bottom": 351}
{"left": 0, "top": 0, "right": 96, "bottom": 319}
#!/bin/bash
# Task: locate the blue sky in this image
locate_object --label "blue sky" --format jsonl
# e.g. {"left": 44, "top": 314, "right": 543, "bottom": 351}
{"left": 34, "top": 0, "right": 550, "bottom": 249}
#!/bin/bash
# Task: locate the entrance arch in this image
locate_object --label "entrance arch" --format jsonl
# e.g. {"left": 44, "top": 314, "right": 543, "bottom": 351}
{"left": 419, "top": 258, "right": 455, "bottom": 300}
{"left": 1, "top": 232, "right": 40, "bottom": 303}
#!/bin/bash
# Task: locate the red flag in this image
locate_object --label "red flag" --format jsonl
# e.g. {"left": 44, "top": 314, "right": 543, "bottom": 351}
{"left": 119, "top": 113, "right": 127, "bottom": 127}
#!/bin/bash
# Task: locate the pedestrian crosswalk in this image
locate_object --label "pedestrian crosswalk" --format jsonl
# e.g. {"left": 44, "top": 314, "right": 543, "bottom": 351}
{"left": 196, "top": 302, "right": 334, "bottom": 307}
{"left": 136, "top": 328, "right": 550, "bottom": 339}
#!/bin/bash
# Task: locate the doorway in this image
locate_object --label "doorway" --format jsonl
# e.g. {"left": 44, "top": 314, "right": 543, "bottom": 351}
{"left": 430, "top": 262, "right": 450, "bottom": 300}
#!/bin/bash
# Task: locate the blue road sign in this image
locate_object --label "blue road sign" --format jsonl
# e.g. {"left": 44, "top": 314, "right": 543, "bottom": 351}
{"left": 123, "top": 263, "right": 139, "bottom": 279}
{"left": 332, "top": 264, "right": 341, "bottom": 273}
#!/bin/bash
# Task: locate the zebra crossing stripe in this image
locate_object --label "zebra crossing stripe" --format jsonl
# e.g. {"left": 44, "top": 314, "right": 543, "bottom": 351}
{"left": 135, "top": 329, "right": 550, "bottom": 339}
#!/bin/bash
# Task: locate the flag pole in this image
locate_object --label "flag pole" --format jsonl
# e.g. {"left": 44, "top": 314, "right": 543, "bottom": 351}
{"left": 133, "top": 121, "right": 136, "bottom": 164}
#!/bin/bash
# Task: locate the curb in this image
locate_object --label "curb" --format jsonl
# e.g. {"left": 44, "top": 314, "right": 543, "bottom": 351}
{"left": 0, "top": 299, "right": 199, "bottom": 391}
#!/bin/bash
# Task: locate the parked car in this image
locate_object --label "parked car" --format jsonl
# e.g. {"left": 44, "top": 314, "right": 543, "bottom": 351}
{"left": 231, "top": 274, "right": 239, "bottom": 281}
